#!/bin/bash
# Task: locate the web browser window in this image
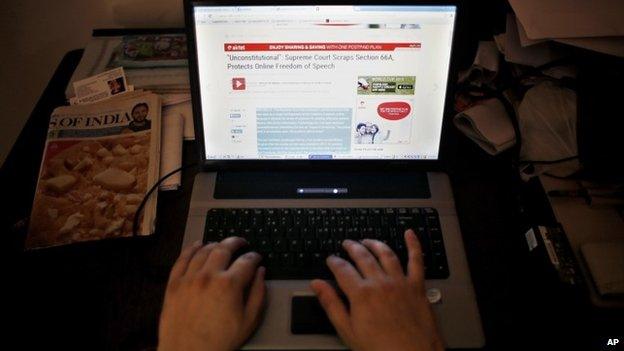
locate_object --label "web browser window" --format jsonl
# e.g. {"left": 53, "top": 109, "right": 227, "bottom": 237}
{"left": 193, "top": 5, "right": 456, "bottom": 160}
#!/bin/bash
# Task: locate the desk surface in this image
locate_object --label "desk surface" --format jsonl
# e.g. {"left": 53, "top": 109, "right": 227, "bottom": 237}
{"left": 2, "top": 48, "right": 621, "bottom": 351}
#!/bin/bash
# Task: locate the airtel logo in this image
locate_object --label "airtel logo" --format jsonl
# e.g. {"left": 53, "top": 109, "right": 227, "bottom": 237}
{"left": 377, "top": 102, "right": 411, "bottom": 120}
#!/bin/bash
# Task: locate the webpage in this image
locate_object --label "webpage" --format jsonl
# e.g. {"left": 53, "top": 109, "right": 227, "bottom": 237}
{"left": 193, "top": 5, "right": 456, "bottom": 160}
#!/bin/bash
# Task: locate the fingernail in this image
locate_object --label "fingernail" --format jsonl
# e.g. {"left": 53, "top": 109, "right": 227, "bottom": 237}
{"left": 244, "top": 252, "right": 259, "bottom": 259}
{"left": 309, "top": 280, "right": 321, "bottom": 292}
{"left": 258, "top": 266, "right": 266, "bottom": 277}
{"left": 342, "top": 239, "right": 354, "bottom": 246}
{"left": 193, "top": 240, "right": 202, "bottom": 247}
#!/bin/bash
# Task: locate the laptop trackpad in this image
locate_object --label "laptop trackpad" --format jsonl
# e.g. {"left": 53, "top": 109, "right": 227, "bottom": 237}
{"left": 291, "top": 296, "right": 336, "bottom": 334}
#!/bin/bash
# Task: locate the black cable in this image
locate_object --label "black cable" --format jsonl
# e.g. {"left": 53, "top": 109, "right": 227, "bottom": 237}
{"left": 132, "top": 163, "right": 198, "bottom": 237}
{"left": 520, "top": 155, "right": 579, "bottom": 165}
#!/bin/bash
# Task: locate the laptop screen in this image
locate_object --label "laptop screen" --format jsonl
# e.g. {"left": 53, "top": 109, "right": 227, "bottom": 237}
{"left": 192, "top": 5, "right": 456, "bottom": 160}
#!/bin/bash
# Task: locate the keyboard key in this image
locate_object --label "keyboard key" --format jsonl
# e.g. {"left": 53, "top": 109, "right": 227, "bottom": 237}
{"left": 270, "top": 227, "right": 284, "bottom": 238}
{"left": 258, "top": 239, "right": 270, "bottom": 252}
{"left": 289, "top": 239, "right": 303, "bottom": 252}
{"left": 241, "top": 228, "right": 254, "bottom": 239}
{"left": 331, "top": 227, "right": 345, "bottom": 239}
{"left": 300, "top": 227, "right": 313, "bottom": 238}
{"left": 304, "top": 238, "right": 318, "bottom": 251}
{"left": 316, "top": 228, "right": 330, "bottom": 239}
{"left": 286, "top": 227, "right": 300, "bottom": 238}
{"left": 265, "top": 252, "right": 277, "bottom": 266}
{"left": 320, "top": 239, "right": 336, "bottom": 251}
{"left": 272, "top": 238, "right": 287, "bottom": 252}
{"left": 297, "top": 252, "right": 310, "bottom": 266}
{"left": 280, "top": 252, "right": 294, "bottom": 266}
{"left": 256, "top": 227, "right": 269, "bottom": 237}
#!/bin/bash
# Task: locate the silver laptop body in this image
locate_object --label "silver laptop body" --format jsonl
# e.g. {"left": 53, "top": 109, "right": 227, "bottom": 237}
{"left": 182, "top": 2, "right": 485, "bottom": 348}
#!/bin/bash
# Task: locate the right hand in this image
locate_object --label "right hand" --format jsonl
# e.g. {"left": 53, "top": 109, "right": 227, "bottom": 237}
{"left": 310, "top": 229, "right": 444, "bottom": 351}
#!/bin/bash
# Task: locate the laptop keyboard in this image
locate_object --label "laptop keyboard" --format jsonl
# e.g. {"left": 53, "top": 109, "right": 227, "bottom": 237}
{"left": 203, "top": 208, "right": 449, "bottom": 280}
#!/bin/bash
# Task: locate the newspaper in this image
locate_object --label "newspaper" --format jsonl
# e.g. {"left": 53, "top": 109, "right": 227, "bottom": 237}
{"left": 26, "top": 91, "right": 161, "bottom": 249}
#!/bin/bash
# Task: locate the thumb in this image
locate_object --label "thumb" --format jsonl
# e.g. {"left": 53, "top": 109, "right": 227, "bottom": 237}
{"left": 310, "top": 279, "right": 353, "bottom": 344}
{"left": 242, "top": 267, "right": 266, "bottom": 338}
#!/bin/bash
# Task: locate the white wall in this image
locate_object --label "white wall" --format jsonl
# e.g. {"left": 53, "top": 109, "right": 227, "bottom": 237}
{"left": 0, "top": 0, "right": 184, "bottom": 166}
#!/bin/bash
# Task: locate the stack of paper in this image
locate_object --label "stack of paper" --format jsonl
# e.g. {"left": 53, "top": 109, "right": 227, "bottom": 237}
{"left": 508, "top": 0, "right": 624, "bottom": 58}
{"left": 494, "top": 14, "right": 569, "bottom": 68}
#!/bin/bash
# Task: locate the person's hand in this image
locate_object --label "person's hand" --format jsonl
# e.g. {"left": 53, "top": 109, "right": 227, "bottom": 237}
{"left": 310, "top": 230, "right": 444, "bottom": 351}
{"left": 158, "top": 237, "right": 266, "bottom": 351}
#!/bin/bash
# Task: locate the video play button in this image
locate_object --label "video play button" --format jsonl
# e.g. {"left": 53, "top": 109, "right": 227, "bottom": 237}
{"left": 232, "top": 77, "right": 246, "bottom": 90}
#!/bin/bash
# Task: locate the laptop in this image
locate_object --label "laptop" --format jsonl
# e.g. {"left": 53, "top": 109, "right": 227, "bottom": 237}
{"left": 182, "top": 1, "right": 485, "bottom": 349}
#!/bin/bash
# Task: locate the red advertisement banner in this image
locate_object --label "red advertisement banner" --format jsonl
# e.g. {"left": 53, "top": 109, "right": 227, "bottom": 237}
{"left": 224, "top": 42, "right": 421, "bottom": 51}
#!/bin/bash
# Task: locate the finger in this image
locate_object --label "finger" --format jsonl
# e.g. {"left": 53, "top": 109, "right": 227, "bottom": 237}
{"left": 405, "top": 229, "right": 425, "bottom": 285}
{"left": 326, "top": 255, "right": 362, "bottom": 297}
{"left": 361, "top": 239, "right": 404, "bottom": 277}
{"left": 224, "top": 251, "right": 262, "bottom": 287}
{"left": 310, "top": 279, "right": 354, "bottom": 344}
{"left": 185, "top": 242, "right": 218, "bottom": 275}
{"left": 169, "top": 240, "right": 202, "bottom": 280}
{"left": 242, "top": 267, "right": 267, "bottom": 337}
{"left": 342, "top": 240, "right": 384, "bottom": 278}
{"left": 203, "top": 236, "right": 248, "bottom": 272}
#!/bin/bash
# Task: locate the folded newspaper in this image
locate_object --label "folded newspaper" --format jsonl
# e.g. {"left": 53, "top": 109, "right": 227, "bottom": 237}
{"left": 69, "top": 67, "right": 185, "bottom": 190}
{"left": 26, "top": 91, "right": 161, "bottom": 249}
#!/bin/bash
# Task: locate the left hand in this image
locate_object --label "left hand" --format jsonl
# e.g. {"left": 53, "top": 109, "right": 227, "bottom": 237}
{"left": 158, "top": 237, "right": 266, "bottom": 351}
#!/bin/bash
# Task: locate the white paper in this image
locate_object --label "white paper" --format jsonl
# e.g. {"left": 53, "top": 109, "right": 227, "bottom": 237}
{"left": 72, "top": 67, "right": 130, "bottom": 104}
{"left": 501, "top": 15, "right": 568, "bottom": 67}
{"left": 458, "top": 41, "right": 500, "bottom": 83}
{"left": 161, "top": 93, "right": 192, "bottom": 106}
{"left": 453, "top": 98, "right": 516, "bottom": 156}
{"left": 516, "top": 19, "right": 548, "bottom": 47}
{"left": 509, "top": 0, "right": 624, "bottom": 39}
{"left": 555, "top": 37, "right": 624, "bottom": 58}
{"left": 159, "top": 112, "right": 185, "bottom": 191}
{"left": 525, "top": 228, "right": 538, "bottom": 251}
{"left": 162, "top": 100, "right": 194, "bottom": 140}
{"left": 473, "top": 41, "right": 499, "bottom": 73}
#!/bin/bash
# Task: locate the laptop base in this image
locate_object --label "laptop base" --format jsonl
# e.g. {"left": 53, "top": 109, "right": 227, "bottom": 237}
{"left": 183, "top": 171, "right": 485, "bottom": 349}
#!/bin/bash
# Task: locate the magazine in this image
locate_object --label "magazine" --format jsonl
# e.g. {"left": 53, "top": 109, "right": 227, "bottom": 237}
{"left": 26, "top": 91, "right": 161, "bottom": 249}
{"left": 107, "top": 34, "right": 189, "bottom": 68}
